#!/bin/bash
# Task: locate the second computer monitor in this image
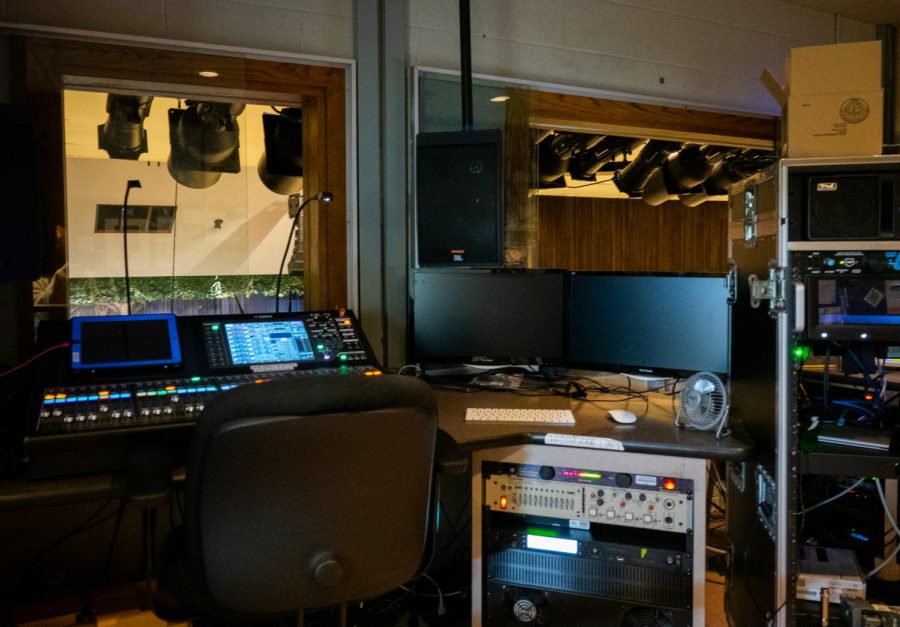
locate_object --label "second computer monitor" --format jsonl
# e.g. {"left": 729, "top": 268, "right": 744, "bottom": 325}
{"left": 567, "top": 272, "right": 731, "bottom": 378}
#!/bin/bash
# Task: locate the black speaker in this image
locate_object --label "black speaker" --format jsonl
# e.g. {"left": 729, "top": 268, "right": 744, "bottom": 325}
{"left": 0, "top": 104, "right": 42, "bottom": 280}
{"left": 416, "top": 130, "right": 503, "bottom": 266}
{"left": 807, "top": 174, "right": 880, "bottom": 240}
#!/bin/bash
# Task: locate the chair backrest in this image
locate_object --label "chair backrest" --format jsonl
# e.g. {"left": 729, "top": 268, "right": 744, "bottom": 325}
{"left": 182, "top": 373, "right": 438, "bottom": 615}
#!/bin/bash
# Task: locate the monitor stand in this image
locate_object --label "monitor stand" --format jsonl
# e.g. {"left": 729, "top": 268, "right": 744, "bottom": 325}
{"left": 423, "top": 364, "right": 494, "bottom": 377}
{"left": 423, "top": 362, "right": 540, "bottom": 378}
{"left": 621, "top": 372, "right": 671, "bottom": 391}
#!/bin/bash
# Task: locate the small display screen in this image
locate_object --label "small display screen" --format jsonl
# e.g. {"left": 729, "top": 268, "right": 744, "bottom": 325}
{"left": 809, "top": 275, "right": 900, "bottom": 341}
{"left": 71, "top": 314, "right": 181, "bottom": 370}
{"left": 204, "top": 319, "right": 316, "bottom": 368}
{"left": 526, "top": 534, "right": 578, "bottom": 555}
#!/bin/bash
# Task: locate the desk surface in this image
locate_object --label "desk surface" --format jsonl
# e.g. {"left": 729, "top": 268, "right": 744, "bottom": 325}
{"left": 434, "top": 385, "right": 753, "bottom": 462}
{"left": 0, "top": 374, "right": 753, "bottom": 511}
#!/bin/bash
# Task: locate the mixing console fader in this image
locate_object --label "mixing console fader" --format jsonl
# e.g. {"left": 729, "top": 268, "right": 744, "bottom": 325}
{"left": 25, "top": 310, "right": 380, "bottom": 478}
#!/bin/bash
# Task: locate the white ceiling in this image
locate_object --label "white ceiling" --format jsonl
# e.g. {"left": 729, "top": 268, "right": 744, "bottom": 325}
{"left": 781, "top": 0, "right": 900, "bottom": 26}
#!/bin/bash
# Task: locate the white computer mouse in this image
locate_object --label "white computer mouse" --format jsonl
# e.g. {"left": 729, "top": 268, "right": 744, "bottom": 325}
{"left": 608, "top": 409, "right": 637, "bottom": 424}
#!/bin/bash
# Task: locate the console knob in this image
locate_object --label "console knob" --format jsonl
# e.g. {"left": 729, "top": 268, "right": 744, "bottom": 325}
{"left": 539, "top": 466, "right": 556, "bottom": 480}
{"left": 615, "top": 473, "right": 633, "bottom": 488}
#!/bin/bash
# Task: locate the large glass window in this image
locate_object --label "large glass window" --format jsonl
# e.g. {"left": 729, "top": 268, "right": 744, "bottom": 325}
{"left": 21, "top": 37, "right": 349, "bottom": 318}
{"left": 60, "top": 91, "right": 305, "bottom": 317}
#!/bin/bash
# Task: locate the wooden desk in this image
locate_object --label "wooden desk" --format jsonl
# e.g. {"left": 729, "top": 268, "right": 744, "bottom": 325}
{"left": 0, "top": 377, "right": 753, "bottom": 511}
{"left": 0, "top": 373, "right": 751, "bottom": 618}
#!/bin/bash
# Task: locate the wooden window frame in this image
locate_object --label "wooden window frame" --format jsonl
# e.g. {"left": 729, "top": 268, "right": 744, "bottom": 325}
{"left": 15, "top": 35, "right": 348, "bottom": 311}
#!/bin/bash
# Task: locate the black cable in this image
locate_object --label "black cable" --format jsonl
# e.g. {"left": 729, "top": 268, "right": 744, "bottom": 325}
{"left": 275, "top": 192, "right": 332, "bottom": 313}
{"left": 121, "top": 180, "right": 142, "bottom": 315}
{"left": 103, "top": 500, "right": 127, "bottom": 584}
{"left": 169, "top": 186, "right": 178, "bottom": 314}
{"left": 1, "top": 500, "right": 119, "bottom": 582}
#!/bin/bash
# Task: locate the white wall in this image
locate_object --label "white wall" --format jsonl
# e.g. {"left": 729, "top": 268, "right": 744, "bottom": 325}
{"left": 63, "top": 92, "right": 296, "bottom": 279}
{"left": 65, "top": 157, "right": 291, "bottom": 278}
{"left": 1, "top": 1, "right": 877, "bottom": 116}
{"left": 0, "top": 0, "right": 354, "bottom": 58}
{"left": 409, "top": 0, "right": 877, "bottom": 115}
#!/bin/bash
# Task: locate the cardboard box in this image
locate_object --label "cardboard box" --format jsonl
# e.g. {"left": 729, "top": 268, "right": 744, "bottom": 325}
{"left": 782, "top": 40, "right": 884, "bottom": 157}
{"left": 787, "top": 89, "right": 883, "bottom": 157}
{"left": 790, "top": 40, "right": 882, "bottom": 96}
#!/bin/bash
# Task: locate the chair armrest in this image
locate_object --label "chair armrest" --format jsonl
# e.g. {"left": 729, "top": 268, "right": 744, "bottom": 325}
{"left": 435, "top": 429, "right": 468, "bottom": 476}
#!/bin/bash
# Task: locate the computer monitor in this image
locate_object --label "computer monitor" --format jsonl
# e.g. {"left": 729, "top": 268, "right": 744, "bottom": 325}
{"left": 411, "top": 269, "right": 566, "bottom": 369}
{"left": 567, "top": 272, "right": 731, "bottom": 378}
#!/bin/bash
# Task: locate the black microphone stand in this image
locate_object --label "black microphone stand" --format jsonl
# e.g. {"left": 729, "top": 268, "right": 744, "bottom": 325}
{"left": 121, "top": 179, "right": 142, "bottom": 315}
{"left": 275, "top": 191, "right": 333, "bottom": 313}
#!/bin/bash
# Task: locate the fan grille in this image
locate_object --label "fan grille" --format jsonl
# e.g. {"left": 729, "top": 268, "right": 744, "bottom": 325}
{"left": 679, "top": 372, "right": 728, "bottom": 431}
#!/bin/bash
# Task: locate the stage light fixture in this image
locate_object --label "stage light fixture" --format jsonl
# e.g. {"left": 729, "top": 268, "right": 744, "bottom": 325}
{"left": 641, "top": 144, "right": 731, "bottom": 206}
{"left": 537, "top": 132, "right": 601, "bottom": 186}
{"left": 258, "top": 108, "right": 304, "bottom": 195}
{"left": 676, "top": 150, "right": 777, "bottom": 206}
{"left": 97, "top": 94, "right": 154, "bottom": 160}
{"left": 167, "top": 101, "right": 245, "bottom": 189}
{"left": 613, "top": 139, "right": 681, "bottom": 197}
{"left": 702, "top": 150, "right": 777, "bottom": 196}
{"left": 568, "top": 136, "right": 643, "bottom": 181}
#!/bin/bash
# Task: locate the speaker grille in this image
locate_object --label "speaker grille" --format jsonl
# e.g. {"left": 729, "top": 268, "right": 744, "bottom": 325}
{"left": 487, "top": 548, "right": 691, "bottom": 608}
{"left": 807, "top": 175, "right": 880, "bottom": 240}
{"left": 416, "top": 131, "right": 503, "bottom": 266}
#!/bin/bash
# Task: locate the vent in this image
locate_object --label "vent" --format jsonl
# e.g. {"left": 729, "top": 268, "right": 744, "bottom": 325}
{"left": 622, "top": 606, "right": 674, "bottom": 627}
{"left": 487, "top": 549, "right": 690, "bottom": 608}
{"left": 95, "top": 204, "right": 176, "bottom": 233}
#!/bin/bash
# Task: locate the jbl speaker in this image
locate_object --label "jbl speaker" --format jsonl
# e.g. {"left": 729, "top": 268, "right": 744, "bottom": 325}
{"left": 416, "top": 130, "right": 503, "bottom": 266}
{"left": 0, "top": 104, "right": 41, "bottom": 280}
{"left": 807, "top": 174, "right": 881, "bottom": 240}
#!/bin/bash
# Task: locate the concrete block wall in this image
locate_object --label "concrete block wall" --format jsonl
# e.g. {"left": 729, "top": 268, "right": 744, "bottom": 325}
{"left": 0, "top": 0, "right": 890, "bottom": 368}
{"left": 0, "top": 1, "right": 878, "bottom": 113}
{"left": 409, "top": 0, "right": 877, "bottom": 115}
{"left": 0, "top": 0, "right": 354, "bottom": 58}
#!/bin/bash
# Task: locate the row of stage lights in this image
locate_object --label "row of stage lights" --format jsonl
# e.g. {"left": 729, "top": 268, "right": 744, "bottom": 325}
{"left": 537, "top": 131, "right": 776, "bottom": 206}
{"left": 97, "top": 94, "right": 304, "bottom": 194}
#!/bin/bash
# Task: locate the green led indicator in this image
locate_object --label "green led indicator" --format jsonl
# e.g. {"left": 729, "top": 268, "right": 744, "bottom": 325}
{"left": 791, "top": 345, "right": 811, "bottom": 361}
{"left": 316, "top": 344, "right": 325, "bottom": 350}
{"left": 579, "top": 472, "right": 602, "bottom": 479}
{"left": 526, "top": 527, "right": 559, "bottom": 538}
{"left": 340, "top": 354, "right": 348, "bottom": 361}
{"left": 211, "top": 324, "right": 220, "bottom": 331}
{"left": 191, "top": 376, "right": 201, "bottom": 382}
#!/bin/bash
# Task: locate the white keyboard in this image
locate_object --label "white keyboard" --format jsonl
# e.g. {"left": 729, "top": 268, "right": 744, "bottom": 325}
{"left": 465, "top": 407, "right": 576, "bottom": 424}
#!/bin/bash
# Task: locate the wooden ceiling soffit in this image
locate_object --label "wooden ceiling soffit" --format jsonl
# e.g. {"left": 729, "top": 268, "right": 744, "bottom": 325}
{"left": 522, "top": 89, "right": 776, "bottom": 150}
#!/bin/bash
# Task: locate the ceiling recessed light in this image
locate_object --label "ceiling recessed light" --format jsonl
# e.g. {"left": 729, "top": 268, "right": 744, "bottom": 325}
{"left": 198, "top": 70, "right": 219, "bottom": 78}
{"left": 490, "top": 95, "right": 510, "bottom": 102}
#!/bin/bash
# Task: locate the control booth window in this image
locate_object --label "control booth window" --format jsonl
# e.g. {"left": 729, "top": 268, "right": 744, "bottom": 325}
{"left": 20, "top": 37, "right": 349, "bottom": 317}
{"left": 61, "top": 91, "right": 307, "bottom": 317}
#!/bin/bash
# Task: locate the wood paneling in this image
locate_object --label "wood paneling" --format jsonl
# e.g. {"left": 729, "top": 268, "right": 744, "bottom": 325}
{"left": 17, "top": 36, "right": 347, "bottom": 309}
{"left": 506, "top": 88, "right": 773, "bottom": 274}
{"left": 536, "top": 196, "right": 729, "bottom": 273}
{"left": 526, "top": 90, "right": 776, "bottom": 149}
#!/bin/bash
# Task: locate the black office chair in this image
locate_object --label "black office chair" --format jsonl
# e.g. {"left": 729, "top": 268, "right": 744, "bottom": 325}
{"left": 153, "top": 373, "right": 447, "bottom": 626}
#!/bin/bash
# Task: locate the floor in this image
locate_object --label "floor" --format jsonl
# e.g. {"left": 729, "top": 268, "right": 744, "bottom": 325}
{"left": 12, "top": 575, "right": 730, "bottom": 627}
